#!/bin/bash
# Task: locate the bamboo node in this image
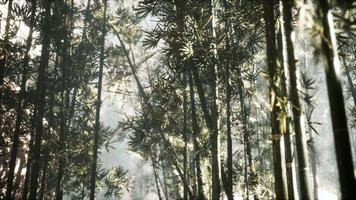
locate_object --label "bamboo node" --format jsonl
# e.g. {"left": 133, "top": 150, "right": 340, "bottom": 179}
{"left": 271, "top": 134, "right": 282, "bottom": 141}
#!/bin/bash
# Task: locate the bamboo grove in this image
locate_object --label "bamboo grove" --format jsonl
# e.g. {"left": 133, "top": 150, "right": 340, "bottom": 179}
{"left": 0, "top": 0, "right": 355, "bottom": 199}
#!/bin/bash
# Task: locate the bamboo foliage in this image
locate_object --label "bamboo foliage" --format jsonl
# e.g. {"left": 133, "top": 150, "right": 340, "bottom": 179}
{"left": 0, "top": 0, "right": 355, "bottom": 199}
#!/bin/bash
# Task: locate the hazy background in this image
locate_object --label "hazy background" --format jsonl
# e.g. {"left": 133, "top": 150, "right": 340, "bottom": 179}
{"left": 1, "top": 0, "right": 355, "bottom": 199}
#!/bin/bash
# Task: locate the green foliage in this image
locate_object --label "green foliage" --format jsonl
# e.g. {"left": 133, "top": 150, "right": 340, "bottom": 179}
{"left": 1, "top": 0, "right": 355, "bottom": 199}
{"left": 103, "top": 166, "right": 131, "bottom": 199}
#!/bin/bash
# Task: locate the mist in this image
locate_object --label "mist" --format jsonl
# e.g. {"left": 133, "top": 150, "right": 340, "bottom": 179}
{"left": 0, "top": 0, "right": 355, "bottom": 199}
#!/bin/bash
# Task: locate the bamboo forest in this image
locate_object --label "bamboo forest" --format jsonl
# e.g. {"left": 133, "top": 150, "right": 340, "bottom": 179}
{"left": 1, "top": 0, "right": 356, "bottom": 199}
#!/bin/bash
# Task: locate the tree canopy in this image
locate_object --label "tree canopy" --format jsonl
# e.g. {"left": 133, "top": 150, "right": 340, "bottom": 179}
{"left": 0, "top": 0, "right": 355, "bottom": 199}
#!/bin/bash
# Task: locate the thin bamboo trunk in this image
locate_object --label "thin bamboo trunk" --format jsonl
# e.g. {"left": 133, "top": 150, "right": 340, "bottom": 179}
{"left": 263, "top": 0, "right": 289, "bottom": 199}
{"left": 277, "top": 5, "right": 297, "bottom": 200}
{"left": 210, "top": 1, "right": 221, "bottom": 198}
{"left": 225, "top": 64, "right": 233, "bottom": 200}
{"left": 160, "top": 146, "right": 169, "bottom": 200}
{"left": 237, "top": 69, "right": 251, "bottom": 200}
{"left": 160, "top": 136, "right": 194, "bottom": 199}
{"left": 190, "top": 9, "right": 221, "bottom": 192}
{"left": 152, "top": 155, "right": 164, "bottom": 200}
{"left": 243, "top": 131, "right": 249, "bottom": 200}
{"left": 188, "top": 68, "right": 205, "bottom": 200}
{"left": 38, "top": 152, "right": 49, "bottom": 200}
{"left": 55, "top": 1, "right": 72, "bottom": 198}
{"left": 89, "top": 0, "right": 107, "bottom": 199}
{"left": 280, "top": 1, "right": 313, "bottom": 199}
{"left": 222, "top": 1, "right": 233, "bottom": 199}
{"left": 284, "top": 123, "right": 297, "bottom": 200}
{"left": 21, "top": 127, "right": 35, "bottom": 200}
{"left": 55, "top": 89, "right": 69, "bottom": 200}
{"left": 24, "top": 53, "right": 57, "bottom": 200}
{"left": 174, "top": 2, "right": 191, "bottom": 197}
{"left": 28, "top": 0, "right": 52, "bottom": 198}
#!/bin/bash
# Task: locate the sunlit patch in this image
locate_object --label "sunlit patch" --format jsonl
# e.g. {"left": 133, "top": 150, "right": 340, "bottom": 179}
{"left": 318, "top": 189, "right": 338, "bottom": 200}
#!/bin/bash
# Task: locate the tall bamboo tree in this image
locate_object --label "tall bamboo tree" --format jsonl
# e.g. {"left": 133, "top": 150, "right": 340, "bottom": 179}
{"left": 89, "top": 0, "right": 108, "bottom": 199}
{"left": 263, "top": 0, "right": 289, "bottom": 199}
{"left": 222, "top": 1, "right": 233, "bottom": 198}
{"left": 28, "top": 0, "right": 52, "bottom": 199}
{"left": 188, "top": 68, "right": 205, "bottom": 200}
{"left": 312, "top": 0, "right": 356, "bottom": 198}
{"left": 209, "top": 1, "right": 221, "bottom": 198}
{"left": 55, "top": 0, "right": 73, "bottom": 199}
{"left": 280, "top": 0, "right": 313, "bottom": 199}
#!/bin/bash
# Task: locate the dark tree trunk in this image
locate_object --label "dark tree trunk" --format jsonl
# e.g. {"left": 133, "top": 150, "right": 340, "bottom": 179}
{"left": 280, "top": 0, "right": 313, "bottom": 199}
{"left": 173, "top": 2, "right": 191, "bottom": 197}
{"left": 262, "top": 0, "right": 289, "bottom": 199}
{"left": 187, "top": 3, "right": 221, "bottom": 198}
{"left": 225, "top": 64, "right": 233, "bottom": 200}
{"left": 5, "top": 1, "right": 36, "bottom": 198}
{"left": 28, "top": 0, "right": 52, "bottom": 198}
{"left": 221, "top": 1, "right": 233, "bottom": 199}
{"left": 55, "top": 90, "right": 69, "bottom": 200}
{"left": 158, "top": 135, "right": 194, "bottom": 199}
{"left": 188, "top": 68, "right": 205, "bottom": 200}
{"left": 236, "top": 68, "right": 252, "bottom": 200}
{"left": 189, "top": 4, "right": 220, "bottom": 199}
{"left": 89, "top": 0, "right": 107, "bottom": 199}
{"left": 55, "top": 0, "right": 73, "bottom": 198}
{"left": 152, "top": 155, "right": 164, "bottom": 200}
{"left": 209, "top": 1, "right": 221, "bottom": 198}
{"left": 284, "top": 122, "right": 297, "bottom": 200}
{"left": 189, "top": 147, "right": 198, "bottom": 198}
{"left": 277, "top": 21, "right": 298, "bottom": 200}
{"left": 160, "top": 146, "right": 170, "bottom": 200}
{"left": 38, "top": 152, "right": 49, "bottom": 200}
{"left": 280, "top": 1, "right": 313, "bottom": 199}
{"left": 313, "top": 0, "right": 356, "bottom": 198}
{"left": 21, "top": 126, "right": 35, "bottom": 200}
{"left": 279, "top": 30, "right": 298, "bottom": 199}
